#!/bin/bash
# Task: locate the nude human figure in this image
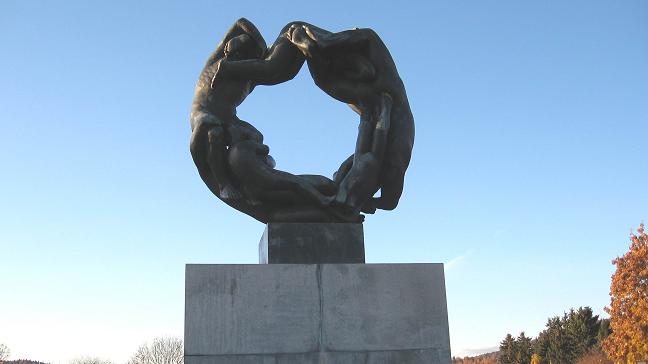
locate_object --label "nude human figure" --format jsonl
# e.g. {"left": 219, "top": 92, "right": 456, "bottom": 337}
{"left": 215, "top": 22, "right": 414, "bottom": 214}
{"left": 190, "top": 18, "right": 267, "bottom": 202}
{"left": 333, "top": 92, "right": 393, "bottom": 215}
{"left": 190, "top": 18, "right": 340, "bottom": 222}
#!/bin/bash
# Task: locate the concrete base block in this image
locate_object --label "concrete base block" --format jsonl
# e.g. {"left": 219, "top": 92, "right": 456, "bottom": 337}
{"left": 185, "top": 264, "right": 450, "bottom": 364}
{"left": 185, "top": 348, "right": 446, "bottom": 364}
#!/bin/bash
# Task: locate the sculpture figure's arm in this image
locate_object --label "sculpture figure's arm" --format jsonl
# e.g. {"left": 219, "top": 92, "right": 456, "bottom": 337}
{"left": 218, "top": 33, "right": 305, "bottom": 86}
{"left": 206, "top": 18, "right": 267, "bottom": 66}
{"left": 356, "top": 94, "right": 392, "bottom": 215}
{"left": 353, "top": 93, "right": 392, "bottom": 160}
{"left": 354, "top": 110, "right": 374, "bottom": 160}
{"left": 371, "top": 93, "right": 393, "bottom": 160}
{"left": 304, "top": 26, "right": 376, "bottom": 51}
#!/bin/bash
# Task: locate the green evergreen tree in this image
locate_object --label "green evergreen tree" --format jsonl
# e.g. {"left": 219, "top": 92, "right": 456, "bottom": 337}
{"left": 564, "top": 307, "right": 600, "bottom": 357}
{"left": 596, "top": 318, "right": 611, "bottom": 345}
{"left": 498, "top": 334, "right": 516, "bottom": 364}
{"left": 504, "top": 307, "right": 610, "bottom": 364}
{"left": 514, "top": 332, "right": 533, "bottom": 364}
{"left": 537, "top": 315, "right": 577, "bottom": 364}
{"left": 533, "top": 331, "right": 549, "bottom": 364}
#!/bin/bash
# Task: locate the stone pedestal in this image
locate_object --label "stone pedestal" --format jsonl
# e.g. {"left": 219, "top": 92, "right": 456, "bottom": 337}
{"left": 185, "top": 264, "right": 451, "bottom": 364}
{"left": 259, "top": 223, "right": 365, "bottom": 264}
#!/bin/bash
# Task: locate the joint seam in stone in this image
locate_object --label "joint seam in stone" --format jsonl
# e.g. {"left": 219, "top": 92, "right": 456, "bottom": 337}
{"left": 316, "top": 264, "right": 324, "bottom": 352}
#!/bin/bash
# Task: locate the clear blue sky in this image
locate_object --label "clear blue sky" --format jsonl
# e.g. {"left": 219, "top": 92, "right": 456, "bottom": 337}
{"left": 1, "top": 0, "right": 646, "bottom": 361}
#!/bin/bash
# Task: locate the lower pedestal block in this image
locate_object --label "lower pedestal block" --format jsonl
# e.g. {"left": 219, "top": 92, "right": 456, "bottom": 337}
{"left": 185, "top": 349, "right": 445, "bottom": 364}
{"left": 185, "top": 264, "right": 451, "bottom": 364}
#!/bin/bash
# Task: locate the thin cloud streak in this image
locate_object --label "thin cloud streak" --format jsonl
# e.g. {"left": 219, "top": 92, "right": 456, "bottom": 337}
{"left": 445, "top": 250, "right": 474, "bottom": 271}
{"left": 455, "top": 346, "right": 499, "bottom": 358}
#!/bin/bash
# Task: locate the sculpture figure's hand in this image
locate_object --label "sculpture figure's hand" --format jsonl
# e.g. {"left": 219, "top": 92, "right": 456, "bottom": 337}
{"left": 302, "top": 25, "right": 331, "bottom": 46}
{"left": 287, "top": 25, "right": 317, "bottom": 56}
{"left": 224, "top": 34, "right": 252, "bottom": 58}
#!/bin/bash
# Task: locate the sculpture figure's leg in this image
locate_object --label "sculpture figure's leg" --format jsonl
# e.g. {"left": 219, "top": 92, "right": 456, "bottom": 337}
{"left": 355, "top": 111, "right": 374, "bottom": 158}
{"left": 190, "top": 117, "right": 230, "bottom": 196}
{"left": 228, "top": 142, "right": 332, "bottom": 207}
{"left": 206, "top": 127, "right": 243, "bottom": 200}
{"left": 377, "top": 100, "right": 414, "bottom": 211}
{"left": 333, "top": 154, "right": 354, "bottom": 185}
{"left": 353, "top": 93, "right": 392, "bottom": 158}
{"left": 189, "top": 121, "right": 212, "bottom": 184}
{"left": 335, "top": 93, "right": 393, "bottom": 213}
{"left": 333, "top": 112, "right": 372, "bottom": 206}
{"left": 260, "top": 168, "right": 333, "bottom": 207}
{"left": 298, "top": 175, "right": 337, "bottom": 196}
{"left": 374, "top": 162, "right": 407, "bottom": 211}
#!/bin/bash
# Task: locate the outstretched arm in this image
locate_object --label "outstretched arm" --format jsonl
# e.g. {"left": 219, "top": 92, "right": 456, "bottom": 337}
{"left": 305, "top": 26, "right": 376, "bottom": 51}
{"left": 218, "top": 33, "right": 306, "bottom": 86}
{"left": 354, "top": 94, "right": 392, "bottom": 214}
{"left": 371, "top": 93, "right": 393, "bottom": 159}
{"left": 206, "top": 18, "right": 267, "bottom": 66}
{"left": 354, "top": 93, "right": 392, "bottom": 159}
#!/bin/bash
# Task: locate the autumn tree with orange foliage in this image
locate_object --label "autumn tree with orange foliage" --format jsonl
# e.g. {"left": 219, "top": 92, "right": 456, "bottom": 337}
{"left": 603, "top": 224, "right": 648, "bottom": 363}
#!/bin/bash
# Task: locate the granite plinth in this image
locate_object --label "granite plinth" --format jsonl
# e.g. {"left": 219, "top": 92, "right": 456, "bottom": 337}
{"left": 185, "top": 349, "right": 444, "bottom": 364}
{"left": 185, "top": 264, "right": 451, "bottom": 364}
{"left": 259, "top": 223, "right": 365, "bottom": 264}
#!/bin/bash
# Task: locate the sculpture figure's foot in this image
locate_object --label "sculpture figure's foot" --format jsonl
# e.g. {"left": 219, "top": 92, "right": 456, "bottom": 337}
{"left": 360, "top": 199, "right": 377, "bottom": 214}
{"left": 327, "top": 194, "right": 364, "bottom": 222}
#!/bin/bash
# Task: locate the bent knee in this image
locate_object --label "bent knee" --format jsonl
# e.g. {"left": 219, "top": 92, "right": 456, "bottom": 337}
{"left": 377, "top": 173, "right": 406, "bottom": 211}
{"left": 377, "top": 195, "right": 400, "bottom": 211}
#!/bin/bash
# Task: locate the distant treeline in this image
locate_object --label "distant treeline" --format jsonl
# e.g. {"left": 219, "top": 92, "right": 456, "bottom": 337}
{"left": 453, "top": 351, "right": 498, "bottom": 364}
{"left": 3, "top": 361, "right": 48, "bottom": 364}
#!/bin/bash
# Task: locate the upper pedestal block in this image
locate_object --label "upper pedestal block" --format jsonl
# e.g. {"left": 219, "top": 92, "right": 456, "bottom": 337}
{"left": 259, "top": 223, "right": 365, "bottom": 264}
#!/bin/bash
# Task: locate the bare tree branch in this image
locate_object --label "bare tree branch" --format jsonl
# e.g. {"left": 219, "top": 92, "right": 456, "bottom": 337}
{"left": 0, "top": 344, "right": 10, "bottom": 362}
{"left": 128, "top": 337, "right": 183, "bottom": 364}
{"left": 69, "top": 356, "right": 113, "bottom": 364}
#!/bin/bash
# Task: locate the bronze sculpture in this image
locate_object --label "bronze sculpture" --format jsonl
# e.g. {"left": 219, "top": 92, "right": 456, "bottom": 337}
{"left": 190, "top": 18, "right": 414, "bottom": 223}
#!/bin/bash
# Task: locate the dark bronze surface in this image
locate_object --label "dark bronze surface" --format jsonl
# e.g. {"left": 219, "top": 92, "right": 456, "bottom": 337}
{"left": 190, "top": 18, "right": 414, "bottom": 223}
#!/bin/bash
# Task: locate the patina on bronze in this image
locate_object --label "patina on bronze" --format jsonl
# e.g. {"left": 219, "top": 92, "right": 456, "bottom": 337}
{"left": 190, "top": 18, "right": 414, "bottom": 223}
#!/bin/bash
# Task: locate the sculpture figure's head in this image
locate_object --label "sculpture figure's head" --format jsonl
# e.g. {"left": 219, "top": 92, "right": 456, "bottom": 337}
{"left": 224, "top": 33, "right": 265, "bottom": 61}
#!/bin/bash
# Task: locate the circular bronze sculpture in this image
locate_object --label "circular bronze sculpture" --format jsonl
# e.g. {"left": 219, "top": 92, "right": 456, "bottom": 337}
{"left": 190, "top": 18, "right": 414, "bottom": 223}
